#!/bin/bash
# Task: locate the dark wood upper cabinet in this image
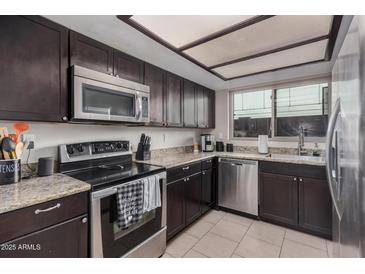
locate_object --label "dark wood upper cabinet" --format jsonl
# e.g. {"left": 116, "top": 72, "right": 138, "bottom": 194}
{"left": 206, "top": 89, "right": 215, "bottom": 128}
{"left": 165, "top": 72, "right": 183, "bottom": 127}
{"left": 299, "top": 177, "right": 332, "bottom": 237}
{"left": 196, "top": 85, "right": 205, "bottom": 128}
{"left": 167, "top": 178, "right": 185, "bottom": 240}
{"left": 113, "top": 50, "right": 144, "bottom": 83}
{"left": 144, "top": 63, "right": 165, "bottom": 126}
{"left": 260, "top": 172, "right": 299, "bottom": 227}
{"left": 196, "top": 85, "right": 215, "bottom": 128}
{"left": 0, "top": 16, "right": 68, "bottom": 122}
{"left": 69, "top": 30, "right": 113, "bottom": 74}
{"left": 185, "top": 173, "right": 202, "bottom": 225}
{"left": 183, "top": 79, "right": 197, "bottom": 127}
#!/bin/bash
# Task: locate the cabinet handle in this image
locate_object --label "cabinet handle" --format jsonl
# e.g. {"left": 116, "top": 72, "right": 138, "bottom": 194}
{"left": 186, "top": 177, "right": 190, "bottom": 181}
{"left": 183, "top": 178, "right": 187, "bottom": 182}
{"left": 115, "top": 74, "right": 120, "bottom": 78}
{"left": 62, "top": 116, "right": 68, "bottom": 121}
{"left": 202, "top": 171, "right": 205, "bottom": 175}
{"left": 82, "top": 217, "right": 88, "bottom": 224}
{"left": 182, "top": 166, "right": 190, "bottom": 170}
{"left": 299, "top": 178, "right": 303, "bottom": 182}
{"left": 293, "top": 177, "right": 297, "bottom": 182}
{"left": 34, "top": 203, "right": 61, "bottom": 215}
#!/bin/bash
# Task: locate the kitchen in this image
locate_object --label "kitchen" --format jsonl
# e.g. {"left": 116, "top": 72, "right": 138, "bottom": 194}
{"left": 0, "top": 2, "right": 364, "bottom": 272}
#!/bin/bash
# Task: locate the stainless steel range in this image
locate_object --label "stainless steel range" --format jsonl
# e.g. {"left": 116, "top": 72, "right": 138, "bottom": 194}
{"left": 59, "top": 141, "right": 166, "bottom": 258}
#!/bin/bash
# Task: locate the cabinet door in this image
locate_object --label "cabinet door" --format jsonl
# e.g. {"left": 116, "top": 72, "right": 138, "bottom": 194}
{"left": 259, "top": 172, "right": 298, "bottom": 226}
{"left": 185, "top": 173, "right": 202, "bottom": 225}
{"left": 70, "top": 30, "right": 113, "bottom": 74}
{"left": 113, "top": 50, "right": 144, "bottom": 83}
{"left": 0, "top": 16, "right": 68, "bottom": 122}
{"left": 183, "top": 79, "right": 197, "bottom": 127}
{"left": 165, "top": 73, "right": 183, "bottom": 127}
{"left": 196, "top": 85, "right": 205, "bottom": 128}
{"left": 167, "top": 179, "right": 185, "bottom": 240}
{"left": 206, "top": 89, "right": 215, "bottom": 128}
{"left": 0, "top": 215, "right": 88, "bottom": 258}
{"left": 144, "top": 63, "right": 165, "bottom": 126}
{"left": 201, "top": 168, "right": 214, "bottom": 214}
{"left": 299, "top": 177, "right": 332, "bottom": 238}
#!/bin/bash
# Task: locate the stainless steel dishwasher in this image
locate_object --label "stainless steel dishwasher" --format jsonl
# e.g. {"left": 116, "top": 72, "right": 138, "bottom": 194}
{"left": 218, "top": 158, "right": 258, "bottom": 216}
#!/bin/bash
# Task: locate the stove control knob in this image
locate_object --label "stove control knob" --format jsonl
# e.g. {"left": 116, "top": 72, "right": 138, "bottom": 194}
{"left": 123, "top": 143, "right": 129, "bottom": 150}
{"left": 67, "top": 146, "right": 74, "bottom": 155}
{"left": 77, "top": 145, "right": 84, "bottom": 152}
{"left": 116, "top": 143, "right": 122, "bottom": 149}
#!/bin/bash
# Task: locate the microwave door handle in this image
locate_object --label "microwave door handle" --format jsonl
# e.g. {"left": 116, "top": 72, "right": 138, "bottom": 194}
{"left": 325, "top": 98, "right": 341, "bottom": 219}
{"left": 136, "top": 94, "right": 142, "bottom": 121}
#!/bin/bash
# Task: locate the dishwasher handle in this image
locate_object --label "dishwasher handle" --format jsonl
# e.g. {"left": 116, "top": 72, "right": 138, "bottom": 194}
{"left": 218, "top": 158, "right": 257, "bottom": 166}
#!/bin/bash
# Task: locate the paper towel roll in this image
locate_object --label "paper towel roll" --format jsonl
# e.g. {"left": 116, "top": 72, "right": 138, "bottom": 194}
{"left": 258, "top": 135, "right": 269, "bottom": 154}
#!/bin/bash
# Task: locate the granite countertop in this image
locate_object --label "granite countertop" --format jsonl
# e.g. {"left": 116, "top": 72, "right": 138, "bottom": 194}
{"left": 0, "top": 173, "right": 91, "bottom": 215}
{"left": 137, "top": 151, "right": 325, "bottom": 169}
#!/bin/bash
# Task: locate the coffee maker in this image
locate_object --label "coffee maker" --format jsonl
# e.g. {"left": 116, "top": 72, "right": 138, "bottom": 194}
{"left": 201, "top": 134, "right": 215, "bottom": 152}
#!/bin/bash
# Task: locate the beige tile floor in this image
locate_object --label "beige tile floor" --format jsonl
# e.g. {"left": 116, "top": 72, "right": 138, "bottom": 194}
{"left": 162, "top": 210, "right": 332, "bottom": 258}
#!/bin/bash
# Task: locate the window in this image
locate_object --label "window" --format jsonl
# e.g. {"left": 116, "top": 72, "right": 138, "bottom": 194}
{"left": 275, "top": 83, "right": 328, "bottom": 137}
{"left": 233, "top": 89, "right": 272, "bottom": 137}
{"left": 231, "top": 82, "right": 329, "bottom": 139}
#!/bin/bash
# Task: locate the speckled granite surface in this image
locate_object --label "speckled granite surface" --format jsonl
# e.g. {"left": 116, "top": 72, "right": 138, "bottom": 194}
{"left": 136, "top": 151, "right": 325, "bottom": 169}
{"left": 0, "top": 173, "right": 90, "bottom": 214}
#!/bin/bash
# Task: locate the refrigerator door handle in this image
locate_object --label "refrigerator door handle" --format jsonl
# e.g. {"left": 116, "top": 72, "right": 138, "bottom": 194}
{"left": 325, "top": 98, "right": 342, "bottom": 219}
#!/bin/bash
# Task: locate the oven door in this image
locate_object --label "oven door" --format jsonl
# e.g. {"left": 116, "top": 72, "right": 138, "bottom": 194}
{"left": 90, "top": 172, "right": 166, "bottom": 258}
{"left": 73, "top": 75, "right": 148, "bottom": 123}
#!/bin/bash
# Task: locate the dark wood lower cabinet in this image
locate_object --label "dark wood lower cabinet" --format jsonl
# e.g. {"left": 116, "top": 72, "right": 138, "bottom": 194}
{"left": 201, "top": 168, "right": 214, "bottom": 214}
{"left": 259, "top": 162, "right": 332, "bottom": 239}
{"left": 166, "top": 178, "right": 185, "bottom": 240}
{"left": 260, "top": 172, "right": 299, "bottom": 227}
{"left": 0, "top": 215, "right": 88, "bottom": 258}
{"left": 185, "top": 173, "right": 202, "bottom": 225}
{"left": 299, "top": 177, "right": 332, "bottom": 237}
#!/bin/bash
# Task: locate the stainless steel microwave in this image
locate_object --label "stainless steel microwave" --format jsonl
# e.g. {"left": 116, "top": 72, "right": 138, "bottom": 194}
{"left": 71, "top": 65, "right": 150, "bottom": 123}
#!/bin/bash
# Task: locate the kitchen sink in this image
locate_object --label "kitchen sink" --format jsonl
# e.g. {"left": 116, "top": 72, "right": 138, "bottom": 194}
{"left": 268, "top": 153, "right": 324, "bottom": 162}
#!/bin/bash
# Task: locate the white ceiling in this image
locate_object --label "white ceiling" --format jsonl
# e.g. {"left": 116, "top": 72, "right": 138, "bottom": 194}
{"left": 131, "top": 15, "right": 255, "bottom": 48}
{"left": 44, "top": 15, "right": 352, "bottom": 91}
{"left": 184, "top": 15, "right": 332, "bottom": 67}
{"left": 213, "top": 39, "right": 328, "bottom": 78}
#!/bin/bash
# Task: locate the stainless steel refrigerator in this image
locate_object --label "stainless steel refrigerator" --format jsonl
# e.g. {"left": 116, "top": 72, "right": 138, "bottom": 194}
{"left": 327, "top": 15, "right": 365, "bottom": 258}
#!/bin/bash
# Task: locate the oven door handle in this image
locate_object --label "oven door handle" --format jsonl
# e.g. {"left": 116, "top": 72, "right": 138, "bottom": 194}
{"left": 92, "top": 187, "right": 117, "bottom": 200}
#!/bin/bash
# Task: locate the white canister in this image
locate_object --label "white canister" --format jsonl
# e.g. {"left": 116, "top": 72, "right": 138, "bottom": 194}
{"left": 258, "top": 135, "right": 269, "bottom": 154}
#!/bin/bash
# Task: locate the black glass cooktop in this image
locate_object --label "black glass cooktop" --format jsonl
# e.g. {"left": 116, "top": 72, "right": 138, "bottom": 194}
{"left": 65, "top": 161, "right": 165, "bottom": 191}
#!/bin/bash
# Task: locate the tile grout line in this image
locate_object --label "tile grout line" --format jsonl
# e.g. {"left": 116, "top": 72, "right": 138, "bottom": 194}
{"left": 231, "top": 218, "right": 255, "bottom": 256}
{"left": 283, "top": 232, "right": 328, "bottom": 252}
{"left": 278, "top": 229, "right": 287, "bottom": 258}
{"left": 208, "top": 215, "right": 252, "bottom": 242}
{"left": 182, "top": 211, "right": 226, "bottom": 258}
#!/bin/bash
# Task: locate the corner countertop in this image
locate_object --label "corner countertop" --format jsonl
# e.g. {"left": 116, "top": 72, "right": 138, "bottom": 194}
{"left": 0, "top": 173, "right": 91, "bottom": 215}
{"left": 136, "top": 151, "right": 325, "bottom": 169}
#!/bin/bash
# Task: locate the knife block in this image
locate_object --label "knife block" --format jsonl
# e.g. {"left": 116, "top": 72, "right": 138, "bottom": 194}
{"left": 136, "top": 143, "right": 151, "bottom": 161}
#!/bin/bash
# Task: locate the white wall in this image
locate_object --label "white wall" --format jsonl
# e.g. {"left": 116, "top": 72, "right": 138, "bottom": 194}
{"left": 1, "top": 121, "right": 202, "bottom": 163}
{"left": 211, "top": 90, "right": 326, "bottom": 149}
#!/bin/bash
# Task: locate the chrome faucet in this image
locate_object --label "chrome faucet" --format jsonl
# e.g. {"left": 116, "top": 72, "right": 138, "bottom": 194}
{"left": 298, "top": 126, "right": 307, "bottom": 156}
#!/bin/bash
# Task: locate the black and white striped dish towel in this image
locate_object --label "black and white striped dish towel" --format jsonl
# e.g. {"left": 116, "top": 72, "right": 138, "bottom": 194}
{"left": 116, "top": 180, "right": 144, "bottom": 229}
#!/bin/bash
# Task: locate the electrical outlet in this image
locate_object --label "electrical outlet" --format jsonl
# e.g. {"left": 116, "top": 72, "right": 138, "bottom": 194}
{"left": 21, "top": 134, "right": 36, "bottom": 149}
